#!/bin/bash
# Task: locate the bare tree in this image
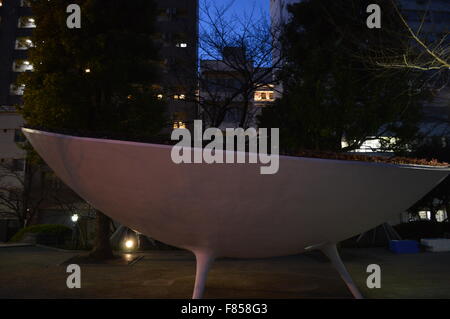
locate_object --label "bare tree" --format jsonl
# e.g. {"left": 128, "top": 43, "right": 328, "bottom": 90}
{"left": 171, "top": 0, "right": 284, "bottom": 129}
{"left": 372, "top": 0, "right": 449, "bottom": 88}
{"left": 0, "top": 159, "right": 83, "bottom": 229}
{"left": 0, "top": 161, "right": 49, "bottom": 228}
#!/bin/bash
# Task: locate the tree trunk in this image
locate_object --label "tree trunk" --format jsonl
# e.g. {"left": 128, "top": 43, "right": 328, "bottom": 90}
{"left": 89, "top": 211, "right": 114, "bottom": 260}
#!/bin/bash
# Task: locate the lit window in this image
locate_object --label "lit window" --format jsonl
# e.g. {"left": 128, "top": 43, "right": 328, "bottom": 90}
{"left": 254, "top": 90, "right": 275, "bottom": 102}
{"left": 15, "top": 37, "right": 34, "bottom": 50}
{"left": 18, "top": 17, "right": 36, "bottom": 28}
{"left": 12, "top": 60, "right": 33, "bottom": 72}
{"left": 419, "top": 211, "right": 431, "bottom": 220}
{"left": 176, "top": 43, "right": 188, "bottom": 48}
{"left": 10, "top": 84, "right": 25, "bottom": 96}
{"left": 173, "top": 121, "right": 186, "bottom": 129}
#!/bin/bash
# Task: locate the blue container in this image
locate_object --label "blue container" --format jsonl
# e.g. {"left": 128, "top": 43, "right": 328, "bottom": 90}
{"left": 389, "top": 240, "right": 420, "bottom": 254}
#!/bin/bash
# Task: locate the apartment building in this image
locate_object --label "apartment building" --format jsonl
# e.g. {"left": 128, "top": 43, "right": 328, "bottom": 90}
{"left": 199, "top": 47, "right": 275, "bottom": 129}
{"left": 0, "top": 0, "right": 199, "bottom": 160}
{"left": 0, "top": 0, "right": 199, "bottom": 237}
{"left": 154, "top": 0, "right": 199, "bottom": 129}
{"left": 398, "top": 0, "right": 450, "bottom": 42}
{"left": 0, "top": 0, "right": 30, "bottom": 172}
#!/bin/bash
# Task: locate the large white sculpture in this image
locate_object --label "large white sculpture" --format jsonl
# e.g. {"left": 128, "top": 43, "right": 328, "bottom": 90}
{"left": 23, "top": 128, "right": 449, "bottom": 299}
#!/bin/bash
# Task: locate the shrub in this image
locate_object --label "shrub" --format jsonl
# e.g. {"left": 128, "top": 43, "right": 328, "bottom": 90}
{"left": 10, "top": 224, "right": 72, "bottom": 243}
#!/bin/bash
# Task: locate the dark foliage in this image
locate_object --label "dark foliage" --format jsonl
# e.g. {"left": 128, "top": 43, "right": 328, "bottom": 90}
{"left": 259, "top": 0, "right": 430, "bottom": 153}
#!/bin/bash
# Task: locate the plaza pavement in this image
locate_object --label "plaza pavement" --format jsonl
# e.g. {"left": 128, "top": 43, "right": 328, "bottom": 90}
{"left": 0, "top": 245, "right": 449, "bottom": 299}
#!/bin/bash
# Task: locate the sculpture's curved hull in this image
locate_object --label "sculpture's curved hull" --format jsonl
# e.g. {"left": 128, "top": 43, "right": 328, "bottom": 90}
{"left": 23, "top": 129, "right": 449, "bottom": 259}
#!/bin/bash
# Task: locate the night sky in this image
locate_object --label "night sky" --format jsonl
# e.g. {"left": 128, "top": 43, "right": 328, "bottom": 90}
{"left": 202, "top": 0, "right": 269, "bottom": 22}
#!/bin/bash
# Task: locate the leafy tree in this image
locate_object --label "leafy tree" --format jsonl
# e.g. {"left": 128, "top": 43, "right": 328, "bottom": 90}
{"left": 18, "top": 0, "right": 167, "bottom": 259}
{"left": 259, "top": 0, "right": 431, "bottom": 154}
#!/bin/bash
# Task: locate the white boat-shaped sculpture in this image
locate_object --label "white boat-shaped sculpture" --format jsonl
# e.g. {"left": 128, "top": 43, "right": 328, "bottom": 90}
{"left": 23, "top": 128, "right": 450, "bottom": 299}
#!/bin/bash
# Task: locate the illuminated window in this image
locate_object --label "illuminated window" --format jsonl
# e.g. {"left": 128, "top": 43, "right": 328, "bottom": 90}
{"left": 10, "top": 84, "right": 25, "bottom": 96}
{"left": 173, "top": 121, "right": 186, "bottom": 129}
{"left": 12, "top": 60, "right": 33, "bottom": 72}
{"left": 176, "top": 43, "right": 188, "bottom": 48}
{"left": 15, "top": 37, "right": 33, "bottom": 50}
{"left": 418, "top": 211, "right": 431, "bottom": 220}
{"left": 254, "top": 90, "right": 275, "bottom": 102}
{"left": 18, "top": 17, "right": 36, "bottom": 28}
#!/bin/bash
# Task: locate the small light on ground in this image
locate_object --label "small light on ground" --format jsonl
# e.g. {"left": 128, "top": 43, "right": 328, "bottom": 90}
{"left": 125, "top": 239, "right": 135, "bottom": 249}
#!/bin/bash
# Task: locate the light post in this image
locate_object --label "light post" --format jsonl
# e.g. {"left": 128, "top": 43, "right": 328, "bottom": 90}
{"left": 71, "top": 214, "right": 79, "bottom": 223}
{"left": 71, "top": 213, "right": 79, "bottom": 248}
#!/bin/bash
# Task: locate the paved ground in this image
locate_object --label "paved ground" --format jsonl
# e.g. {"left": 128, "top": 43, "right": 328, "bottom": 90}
{"left": 0, "top": 246, "right": 449, "bottom": 299}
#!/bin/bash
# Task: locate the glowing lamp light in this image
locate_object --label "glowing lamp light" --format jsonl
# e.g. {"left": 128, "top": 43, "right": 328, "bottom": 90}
{"left": 71, "top": 214, "right": 79, "bottom": 223}
{"left": 125, "top": 239, "right": 135, "bottom": 249}
{"left": 85, "top": 68, "right": 91, "bottom": 73}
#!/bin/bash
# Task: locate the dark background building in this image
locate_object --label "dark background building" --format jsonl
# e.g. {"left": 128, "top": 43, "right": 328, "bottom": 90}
{"left": 0, "top": 0, "right": 199, "bottom": 240}
{"left": 0, "top": 0, "right": 33, "bottom": 109}
{"left": 0, "top": 0, "right": 199, "bottom": 131}
{"left": 154, "top": 0, "right": 199, "bottom": 129}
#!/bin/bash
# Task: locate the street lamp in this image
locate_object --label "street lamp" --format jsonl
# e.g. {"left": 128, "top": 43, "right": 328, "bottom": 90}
{"left": 71, "top": 214, "right": 79, "bottom": 223}
{"left": 124, "top": 239, "right": 135, "bottom": 250}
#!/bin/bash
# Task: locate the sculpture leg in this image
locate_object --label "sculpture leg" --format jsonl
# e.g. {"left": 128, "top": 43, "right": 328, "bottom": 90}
{"left": 320, "top": 243, "right": 363, "bottom": 299}
{"left": 192, "top": 250, "right": 215, "bottom": 299}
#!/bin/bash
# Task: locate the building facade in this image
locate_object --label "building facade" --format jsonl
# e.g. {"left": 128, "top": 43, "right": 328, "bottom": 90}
{"left": 0, "top": 0, "right": 199, "bottom": 238}
{"left": 0, "top": 0, "right": 30, "bottom": 175}
{"left": 0, "top": 0, "right": 199, "bottom": 156}
{"left": 200, "top": 47, "right": 275, "bottom": 129}
{"left": 154, "top": 0, "right": 199, "bottom": 129}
